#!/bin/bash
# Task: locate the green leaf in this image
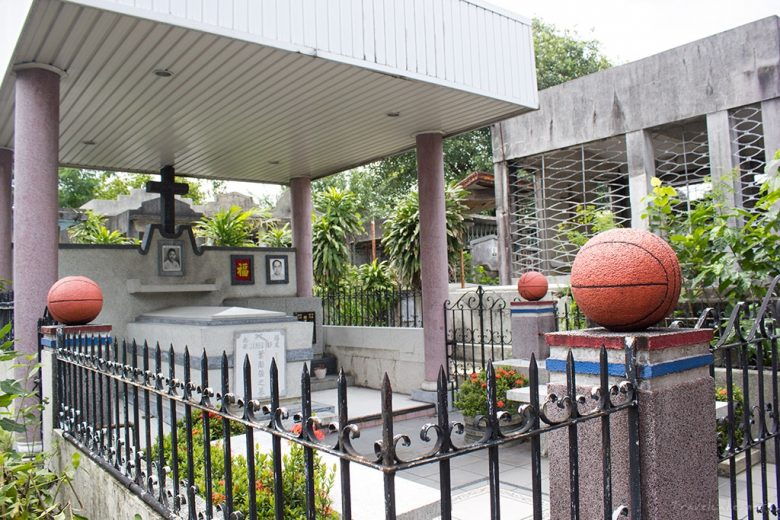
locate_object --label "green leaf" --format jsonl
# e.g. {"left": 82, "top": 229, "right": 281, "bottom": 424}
{"left": 0, "top": 417, "right": 27, "bottom": 432}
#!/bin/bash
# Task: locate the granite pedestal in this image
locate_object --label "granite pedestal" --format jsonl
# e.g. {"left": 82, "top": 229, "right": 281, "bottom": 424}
{"left": 545, "top": 327, "right": 718, "bottom": 520}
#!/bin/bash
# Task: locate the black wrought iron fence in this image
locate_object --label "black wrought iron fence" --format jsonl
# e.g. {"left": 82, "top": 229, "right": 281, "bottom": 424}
{"left": 0, "top": 290, "right": 12, "bottom": 342}
{"left": 53, "top": 332, "right": 641, "bottom": 519}
{"left": 445, "top": 286, "right": 511, "bottom": 385}
{"left": 707, "top": 277, "right": 780, "bottom": 519}
{"left": 318, "top": 287, "right": 422, "bottom": 327}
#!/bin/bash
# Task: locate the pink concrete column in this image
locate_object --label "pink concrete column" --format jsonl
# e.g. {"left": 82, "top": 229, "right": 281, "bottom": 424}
{"left": 13, "top": 65, "right": 61, "bottom": 429}
{"left": 0, "top": 149, "right": 12, "bottom": 284}
{"left": 416, "top": 132, "right": 449, "bottom": 383}
{"left": 290, "top": 176, "right": 313, "bottom": 297}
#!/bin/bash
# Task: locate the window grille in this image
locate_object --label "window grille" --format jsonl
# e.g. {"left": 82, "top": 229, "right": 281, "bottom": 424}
{"left": 729, "top": 104, "right": 766, "bottom": 211}
{"left": 651, "top": 120, "right": 711, "bottom": 215}
{"left": 509, "top": 138, "right": 630, "bottom": 276}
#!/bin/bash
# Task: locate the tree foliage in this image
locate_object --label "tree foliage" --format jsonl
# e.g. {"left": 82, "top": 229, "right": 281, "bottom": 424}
{"left": 532, "top": 19, "right": 611, "bottom": 90}
{"left": 58, "top": 168, "right": 104, "bottom": 208}
{"left": 58, "top": 169, "right": 209, "bottom": 207}
{"left": 381, "top": 184, "right": 468, "bottom": 288}
{"left": 312, "top": 188, "right": 364, "bottom": 289}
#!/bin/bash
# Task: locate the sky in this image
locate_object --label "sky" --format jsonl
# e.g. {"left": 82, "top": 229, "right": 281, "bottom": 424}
{"left": 237, "top": 0, "right": 779, "bottom": 202}
{"left": 489, "top": 0, "right": 780, "bottom": 64}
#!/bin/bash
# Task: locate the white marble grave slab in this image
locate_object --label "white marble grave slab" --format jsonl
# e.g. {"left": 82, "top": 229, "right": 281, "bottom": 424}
{"left": 235, "top": 330, "right": 286, "bottom": 399}
{"left": 136, "top": 306, "right": 286, "bottom": 322}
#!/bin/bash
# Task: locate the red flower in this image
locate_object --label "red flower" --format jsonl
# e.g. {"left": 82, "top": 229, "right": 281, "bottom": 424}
{"left": 470, "top": 372, "right": 478, "bottom": 382}
{"left": 290, "top": 422, "right": 325, "bottom": 440}
{"left": 515, "top": 379, "right": 524, "bottom": 386}
{"left": 212, "top": 492, "right": 225, "bottom": 505}
{"left": 497, "top": 400, "right": 505, "bottom": 408}
{"left": 256, "top": 480, "right": 266, "bottom": 491}
{"left": 481, "top": 383, "right": 487, "bottom": 389}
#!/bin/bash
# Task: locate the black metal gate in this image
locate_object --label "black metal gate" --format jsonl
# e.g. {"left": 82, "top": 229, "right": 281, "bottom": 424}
{"left": 710, "top": 275, "right": 780, "bottom": 519}
{"left": 444, "top": 286, "right": 511, "bottom": 386}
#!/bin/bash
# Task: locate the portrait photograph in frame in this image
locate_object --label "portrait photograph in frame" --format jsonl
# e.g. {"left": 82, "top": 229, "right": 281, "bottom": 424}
{"left": 158, "top": 240, "right": 184, "bottom": 276}
{"left": 265, "top": 254, "right": 289, "bottom": 284}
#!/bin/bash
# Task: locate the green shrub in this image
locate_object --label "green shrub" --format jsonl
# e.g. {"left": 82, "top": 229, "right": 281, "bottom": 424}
{"left": 68, "top": 210, "right": 136, "bottom": 245}
{"left": 0, "top": 323, "right": 84, "bottom": 518}
{"left": 153, "top": 413, "right": 337, "bottom": 518}
{"left": 642, "top": 161, "right": 780, "bottom": 302}
{"left": 715, "top": 385, "right": 744, "bottom": 457}
{"left": 259, "top": 223, "right": 292, "bottom": 248}
{"left": 454, "top": 366, "right": 528, "bottom": 417}
{"left": 194, "top": 206, "right": 256, "bottom": 247}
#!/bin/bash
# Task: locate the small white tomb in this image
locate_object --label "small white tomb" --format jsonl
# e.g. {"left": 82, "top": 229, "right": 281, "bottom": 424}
{"left": 126, "top": 306, "right": 313, "bottom": 399}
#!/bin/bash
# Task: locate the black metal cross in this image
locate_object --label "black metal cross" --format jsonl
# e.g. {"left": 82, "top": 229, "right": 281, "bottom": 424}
{"left": 145, "top": 165, "right": 188, "bottom": 236}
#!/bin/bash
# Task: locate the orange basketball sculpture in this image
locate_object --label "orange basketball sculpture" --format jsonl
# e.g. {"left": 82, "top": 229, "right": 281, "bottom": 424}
{"left": 517, "top": 271, "right": 549, "bottom": 301}
{"left": 570, "top": 229, "right": 681, "bottom": 331}
{"left": 47, "top": 276, "right": 104, "bottom": 325}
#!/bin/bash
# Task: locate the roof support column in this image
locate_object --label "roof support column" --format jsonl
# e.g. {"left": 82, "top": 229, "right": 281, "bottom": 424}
{"left": 416, "top": 132, "right": 448, "bottom": 384}
{"left": 290, "top": 176, "right": 313, "bottom": 298}
{"left": 626, "top": 130, "right": 655, "bottom": 230}
{"left": 13, "top": 65, "right": 62, "bottom": 450}
{"left": 706, "top": 110, "right": 740, "bottom": 211}
{"left": 0, "top": 149, "right": 12, "bottom": 283}
{"left": 762, "top": 97, "right": 780, "bottom": 164}
{"left": 493, "top": 159, "right": 512, "bottom": 285}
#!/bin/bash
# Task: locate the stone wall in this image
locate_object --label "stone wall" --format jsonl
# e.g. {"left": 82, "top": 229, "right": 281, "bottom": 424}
{"left": 59, "top": 241, "right": 297, "bottom": 340}
{"left": 324, "top": 326, "right": 424, "bottom": 394}
{"left": 493, "top": 16, "right": 780, "bottom": 160}
{"left": 53, "top": 430, "right": 164, "bottom": 520}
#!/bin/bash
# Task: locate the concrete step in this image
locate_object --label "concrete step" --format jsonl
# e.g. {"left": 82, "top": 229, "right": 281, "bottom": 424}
{"left": 310, "top": 373, "right": 354, "bottom": 392}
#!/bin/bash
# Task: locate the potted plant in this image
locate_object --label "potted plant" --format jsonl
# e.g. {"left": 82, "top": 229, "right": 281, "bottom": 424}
{"left": 313, "top": 363, "right": 327, "bottom": 380}
{"left": 454, "top": 366, "right": 528, "bottom": 443}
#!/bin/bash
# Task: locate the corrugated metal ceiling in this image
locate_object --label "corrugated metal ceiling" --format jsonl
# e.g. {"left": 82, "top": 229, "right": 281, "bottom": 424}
{"left": 0, "top": 0, "right": 534, "bottom": 183}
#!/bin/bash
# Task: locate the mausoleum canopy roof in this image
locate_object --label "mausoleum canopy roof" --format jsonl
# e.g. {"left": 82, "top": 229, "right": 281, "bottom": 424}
{"left": 0, "top": 0, "right": 538, "bottom": 184}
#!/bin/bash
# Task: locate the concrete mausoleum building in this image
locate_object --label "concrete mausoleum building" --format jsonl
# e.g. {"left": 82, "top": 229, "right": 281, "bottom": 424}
{"left": 0, "top": 0, "right": 538, "bottom": 400}
{"left": 492, "top": 16, "right": 780, "bottom": 285}
{"left": 81, "top": 188, "right": 202, "bottom": 242}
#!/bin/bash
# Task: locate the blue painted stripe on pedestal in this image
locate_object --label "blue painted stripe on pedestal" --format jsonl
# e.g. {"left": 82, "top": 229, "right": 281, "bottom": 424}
{"left": 511, "top": 307, "right": 555, "bottom": 315}
{"left": 545, "top": 359, "right": 627, "bottom": 377}
{"left": 545, "top": 353, "right": 714, "bottom": 379}
{"left": 637, "top": 353, "right": 714, "bottom": 378}
{"left": 62, "top": 336, "right": 113, "bottom": 348}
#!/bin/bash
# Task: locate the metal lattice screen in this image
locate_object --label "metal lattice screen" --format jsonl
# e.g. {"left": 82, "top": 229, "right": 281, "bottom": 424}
{"left": 509, "top": 138, "right": 630, "bottom": 276}
{"left": 729, "top": 103, "right": 766, "bottom": 211}
{"left": 651, "top": 119, "right": 711, "bottom": 215}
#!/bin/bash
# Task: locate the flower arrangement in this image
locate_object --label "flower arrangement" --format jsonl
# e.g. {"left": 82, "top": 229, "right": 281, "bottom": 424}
{"left": 454, "top": 366, "right": 528, "bottom": 418}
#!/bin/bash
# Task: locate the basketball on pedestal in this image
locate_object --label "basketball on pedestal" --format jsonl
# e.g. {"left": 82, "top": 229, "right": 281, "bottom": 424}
{"left": 517, "top": 271, "right": 549, "bottom": 301}
{"left": 47, "top": 276, "right": 104, "bottom": 325}
{"left": 570, "top": 229, "right": 681, "bottom": 331}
